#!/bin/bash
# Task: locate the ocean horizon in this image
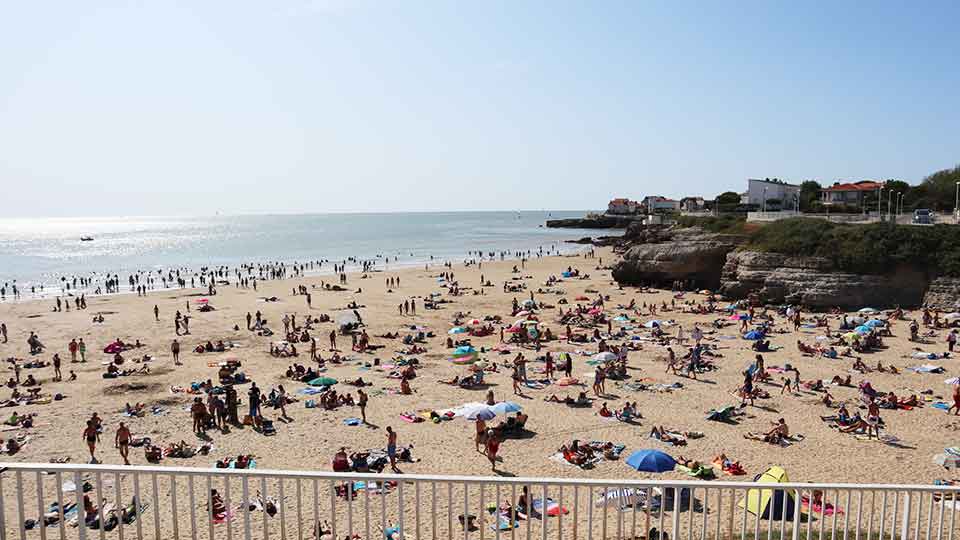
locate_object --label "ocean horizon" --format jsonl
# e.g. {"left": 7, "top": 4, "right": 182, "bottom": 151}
{"left": 0, "top": 211, "right": 606, "bottom": 295}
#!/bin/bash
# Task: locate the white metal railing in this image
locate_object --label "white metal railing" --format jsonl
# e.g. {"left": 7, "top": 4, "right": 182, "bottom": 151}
{"left": 1, "top": 463, "right": 959, "bottom": 540}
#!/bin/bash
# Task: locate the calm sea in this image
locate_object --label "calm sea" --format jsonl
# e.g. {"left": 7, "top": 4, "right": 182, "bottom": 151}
{"left": 0, "top": 212, "right": 605, "bottom": 294}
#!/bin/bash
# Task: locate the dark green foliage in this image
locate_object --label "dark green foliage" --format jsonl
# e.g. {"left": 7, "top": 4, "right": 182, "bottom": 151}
{"left": 675, "top": 215, "right": 748, "bottom": 234}
{"left": 744, "top": 218, "right": 960, "bottom": 276}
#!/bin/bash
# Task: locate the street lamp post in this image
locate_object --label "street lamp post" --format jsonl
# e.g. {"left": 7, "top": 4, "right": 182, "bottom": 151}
{"left": 955, "top": 182, "right": 959, "bottom": 223}
{"left": 897, "top": 192, "right": 903, "bottom": 221}
{"left": 887, "top": 192, "right": 892, "bottom": 221}
{"left": 877, "top": 187, "right": 884, "bottom": 222}
{"left": 762, "top": 187, "right": 767, "bottom": 214}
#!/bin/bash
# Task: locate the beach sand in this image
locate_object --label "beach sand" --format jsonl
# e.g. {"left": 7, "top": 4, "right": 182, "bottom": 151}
{"left": 0, "top": 247, "right": 957, "bottom": 513}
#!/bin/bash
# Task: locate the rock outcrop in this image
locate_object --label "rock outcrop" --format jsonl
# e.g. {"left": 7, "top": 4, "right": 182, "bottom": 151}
{"left": 922, "top": 277, "right": 960, "bottom": 310}
{"left": 611, "top": 229, "right": 745, "bottom": 288}
{"left": 720, "top": 251, "right": 930, "bottom": 308}
{"left": 545, "top": 215, "right": 636, "bottom": 229}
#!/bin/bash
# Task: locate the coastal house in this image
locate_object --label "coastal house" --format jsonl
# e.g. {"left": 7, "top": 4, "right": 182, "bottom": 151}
{"left": 680, "top": 197, "right": 707, "bottom": 212}
{"left": 744, "top": 178, "right": 800, "bottom": 209}
{"left": 607, "top": 198, "right": 640, "bottom": 215}
{"left": 819, "top": 180, "right": 883, "bottom": 207}
{"left": 642, "top": 196, "right": 681, "bottom": 213}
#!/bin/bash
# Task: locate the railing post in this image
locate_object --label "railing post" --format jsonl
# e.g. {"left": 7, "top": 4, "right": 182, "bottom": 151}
{"left": 902, "top": 491, "right": 911, "bottom": 540}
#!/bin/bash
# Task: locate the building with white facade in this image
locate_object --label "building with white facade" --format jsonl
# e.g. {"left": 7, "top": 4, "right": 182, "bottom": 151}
{"left": 744, "top": 178, "right": 800, "bottom": 209}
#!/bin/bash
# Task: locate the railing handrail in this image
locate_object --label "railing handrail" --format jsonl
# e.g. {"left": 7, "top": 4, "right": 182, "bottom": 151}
{"left": 2, "top": 462, "right": 956, "bottom": 493}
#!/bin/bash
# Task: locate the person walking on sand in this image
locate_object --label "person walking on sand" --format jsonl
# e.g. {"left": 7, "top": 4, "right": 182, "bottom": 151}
{"left": 248, "top": 382, "right": 261, "bottom": 419}
{"left": 52, "top": 353, "right": 62, "bottom": 382}
{"left": 83, "top": 421, "right": 100, "bottom": 464}
{"left": 386, "top": 426, "right": 400, "bottom": 473}
{"left": 171, "top": 339, "right": 181, "bottom": 366}
{"left": 191, "top": 397, "right": 207, "bottom": 435}
{"left": 484, "top": 429, "right": 500, "bottom": 471}
{"left": 950, "top": 385, "right": 960, "bottom": 416}
{"left": 116, "top": 422, "right": 132, "bottom": 465}
{"left": 154, "top": 304, "right": 159, "bottom": 321}
{"left": 329, "top": 330, "right": 337, "bottom": 351}
{"left": 69, "top": 338, "right": 78, "bottom": 363}
{"left": 358, "top": 389, "right": 368, "bottom": 424}
{"left": 78, "top": 338, "right": 86, "bottom": 362}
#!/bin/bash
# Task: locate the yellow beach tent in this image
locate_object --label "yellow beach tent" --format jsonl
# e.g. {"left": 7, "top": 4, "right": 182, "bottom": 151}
{"left": 739, "top": 466, "right": 797, "bottom": 521}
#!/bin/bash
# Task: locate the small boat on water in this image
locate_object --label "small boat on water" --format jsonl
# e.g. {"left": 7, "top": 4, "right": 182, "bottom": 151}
{"left": 80, "top": 236, "right": 94, "bottom": 242}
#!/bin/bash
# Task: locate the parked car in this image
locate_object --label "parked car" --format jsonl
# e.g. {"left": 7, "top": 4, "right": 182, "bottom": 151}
{"left": 913, "top": 209, "right": 933, "bottom": 224}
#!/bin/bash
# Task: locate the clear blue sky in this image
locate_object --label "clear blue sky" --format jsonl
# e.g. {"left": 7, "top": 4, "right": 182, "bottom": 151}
{"left": 2, "top": 1, "right": 957, "bottom": 217}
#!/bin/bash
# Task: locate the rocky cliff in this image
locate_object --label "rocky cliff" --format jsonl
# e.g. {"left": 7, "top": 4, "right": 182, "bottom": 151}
{"left": 545, "top": 215, "right": 637, "bottom": 229}
{"left": 719, "top": 251, "right": 930, "bottom": 308}
{"left": 610, "top": 219, "right": 960, "bottom": 308}
{"left": 611, "top": 228, "right": 745, "bottom": 288}
{"left": 922, "top": 277, "right": 960, "bottom": 310}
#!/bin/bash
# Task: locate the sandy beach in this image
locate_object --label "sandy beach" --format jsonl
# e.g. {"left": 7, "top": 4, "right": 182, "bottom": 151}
{"left": 0, "top": 247, "right": 957, "bottom": 488}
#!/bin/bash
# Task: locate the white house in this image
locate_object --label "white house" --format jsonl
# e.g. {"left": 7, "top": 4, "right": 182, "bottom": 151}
{"left": 607, "top": 198, "right": 640, "bottom": 215}
{"left": 643, "top": 196, "right": 681, "bottom": 212}
{"left": 745, "top": 178, "right": 800, "bottom": 209}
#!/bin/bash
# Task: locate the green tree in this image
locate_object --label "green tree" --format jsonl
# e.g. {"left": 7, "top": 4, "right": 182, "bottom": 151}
{"left": 921, "top": 165, "right": 960, "bottom": 211}
{"left": 798, "top": 180, "right": 822, "bottom": 211}
{"left": 715, "top": 191, "right": 740, "bottom": 206}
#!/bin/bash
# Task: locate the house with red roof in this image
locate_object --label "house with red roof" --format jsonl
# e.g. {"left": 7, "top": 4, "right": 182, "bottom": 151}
{"left": 820, "top": 180, "right": 882, "bottom": 207}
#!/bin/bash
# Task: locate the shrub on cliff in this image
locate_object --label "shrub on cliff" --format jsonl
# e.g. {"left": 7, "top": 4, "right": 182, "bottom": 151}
{"left": 745, "top": 218, "right": 960, "bottom": 276}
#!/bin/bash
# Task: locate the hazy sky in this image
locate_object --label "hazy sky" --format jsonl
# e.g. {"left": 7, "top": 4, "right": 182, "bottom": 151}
{"left": 2, "top": 1, "right": 958, "bottom": 217}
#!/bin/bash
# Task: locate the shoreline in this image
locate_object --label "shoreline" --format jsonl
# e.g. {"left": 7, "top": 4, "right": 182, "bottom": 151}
{"left": 0, "top": 237, "right": 593, "bottom": 305}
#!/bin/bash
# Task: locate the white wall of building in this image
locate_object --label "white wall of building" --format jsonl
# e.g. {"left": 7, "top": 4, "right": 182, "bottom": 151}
{"left": 746, "top": 179, "right": 800, "bottom": 207}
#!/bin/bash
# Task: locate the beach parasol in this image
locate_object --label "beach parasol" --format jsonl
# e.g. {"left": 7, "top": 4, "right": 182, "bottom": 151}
{"left": 466, "top": 408, "right": 496, "bottom": 421}
{"left": 858, "top": 307, "right": 878, "bottom": 314}
{"left": 593, "top": 352, "right": 617, "bottom": 363}
{"left": 644, "top": 320, "right": 663, "bottom": 329}
{"left": 625, "top": 450, "right": 676, "bottom": 473}
{"left": 307, "top": 377, "right": 338, "bottom": 387}
{"left": 865, "top": 319, "right": 885, "bottom": 328}
{"left": 448, "top": 327, "right": 468, "bottom": 335}
{"left": 945, "top": 377, "right": 960, "bottom": 385}
{"left": 522, "top": 299, "right": 537, "bottom": 308}
{"left": 854, "top": 325, "right": 872, "bottom": 335}
{"left": 489, "top": 401, "right": 522, "bottom": 415}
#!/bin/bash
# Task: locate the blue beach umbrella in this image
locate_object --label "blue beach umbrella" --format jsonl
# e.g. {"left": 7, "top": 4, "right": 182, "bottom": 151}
{"left": 743, "top": 330, "right": 763, "bottom": 340}
{"left": 449, "top": 327, "right": 468, "bottom": 335}
{"left": 466, "top": 408, "right": 496, "bottom": 421}
{"left": 854, "top": 325, "right": 871, "bottom": 335}
{"left": 865, "top": 319, "right": 885, "bottom": 328}
{"left": 489, "top": 401, "right": 522, "bottom": 415}
{"left": 625, "top": 450, "right": 676, "bottom": 473}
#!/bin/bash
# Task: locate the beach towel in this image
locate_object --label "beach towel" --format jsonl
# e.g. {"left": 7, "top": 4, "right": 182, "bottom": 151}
{"left": 531, "top": 498, "right": 568, "bottom": 517}
{"left": 490, "top": 513, "right": 518, "bottom": 531}
{"left": 907, "top": 364, "right": 945, "bottom": 373}
{"left": 676, "top": 464, "right": 715, "bottom": 479}
{"left": 801, "top": 495, "right": 843, "bottom": 515}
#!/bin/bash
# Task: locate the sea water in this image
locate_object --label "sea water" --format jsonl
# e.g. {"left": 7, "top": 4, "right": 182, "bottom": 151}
{"left": 0, "top": 211, "right": 607, "bottom": 296}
